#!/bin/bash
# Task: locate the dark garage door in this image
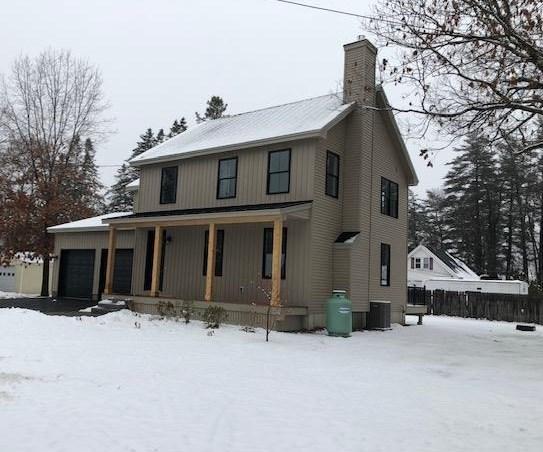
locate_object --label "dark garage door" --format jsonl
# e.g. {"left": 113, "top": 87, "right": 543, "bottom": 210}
{"left": 113, "top": 249, "right": 133, "bottom": 295}
{"left": 58, "top": 250, "right": 95, "bottom": 299}
{"left": 98, "top": 249, "right": 134, "bottom": 297}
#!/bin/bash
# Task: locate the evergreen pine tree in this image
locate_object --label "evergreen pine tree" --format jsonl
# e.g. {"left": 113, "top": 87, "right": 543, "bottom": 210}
{"left": 107, "top": 128, "right": 156, "bottom": 212}
{"left": 196, "top": 96, "right": 228, "bottom": 123}
{"left": 80, "top": 138, "right": 105, "bottom": 213}
{"left": 443, "top": 134, "right": 502, "bottom": 276}
{"left": 155, "top": 128, "right": 165, "bottom": 145}
{"left": 107, "top": 163, "right": 135, "bottom": 213}
{"left": 169, "top": 118, "right": 187, "bottom": 137}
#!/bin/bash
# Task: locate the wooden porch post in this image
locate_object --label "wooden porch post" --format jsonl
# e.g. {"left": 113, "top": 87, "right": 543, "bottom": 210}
{"left": 150, "top": 225, "right": 163, "bottom": 297}
{"left": 104, "top": 227, "right": 117, "bottom": 295}
{"left": 205, "top": 223, "right": 217, "bottom": 302}
{"left": 271, "top": 217, "right": 283, "bottom": 307}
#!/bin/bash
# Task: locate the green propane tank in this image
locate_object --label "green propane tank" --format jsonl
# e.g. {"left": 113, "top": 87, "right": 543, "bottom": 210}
{"left": 326, "top": 290, "right": 352, "bottom": 337}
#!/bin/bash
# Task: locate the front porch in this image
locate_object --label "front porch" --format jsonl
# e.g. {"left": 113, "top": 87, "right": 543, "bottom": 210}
{"left": 102, "top": 202, "right": 312, "bottom": 329}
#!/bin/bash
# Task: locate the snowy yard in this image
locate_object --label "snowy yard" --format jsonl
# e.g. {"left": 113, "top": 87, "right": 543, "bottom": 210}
{"left": 0, "top": 310, "right": 542, "bottom": 452}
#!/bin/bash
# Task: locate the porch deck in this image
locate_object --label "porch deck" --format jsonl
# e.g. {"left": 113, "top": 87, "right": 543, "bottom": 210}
{"left": 131, "top": 296, "right": 308, "bottom": 331}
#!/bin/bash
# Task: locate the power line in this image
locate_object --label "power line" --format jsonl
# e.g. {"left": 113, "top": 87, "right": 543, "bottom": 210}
{"left": 274, "top": 0, "right": 370, "bottom": 19}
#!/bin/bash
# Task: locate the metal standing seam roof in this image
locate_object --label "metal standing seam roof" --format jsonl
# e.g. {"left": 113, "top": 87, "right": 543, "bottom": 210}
{"left": 130, "top": 94, "right": 354, "bottom": 166}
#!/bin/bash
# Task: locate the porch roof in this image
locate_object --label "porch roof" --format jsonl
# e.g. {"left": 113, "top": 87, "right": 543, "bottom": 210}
{"left": 104, "top": 200, "right": 312, "bottom": 227}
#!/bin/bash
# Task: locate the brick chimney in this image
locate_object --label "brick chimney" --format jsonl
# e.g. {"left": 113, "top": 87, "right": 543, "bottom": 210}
{"left": 343, "top": 36, "right": 377, "bottom": 106}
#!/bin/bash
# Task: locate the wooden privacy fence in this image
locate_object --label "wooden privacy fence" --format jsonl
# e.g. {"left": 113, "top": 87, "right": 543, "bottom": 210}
{"left": 430, "top": 290, "right": 543, "bottom": 324}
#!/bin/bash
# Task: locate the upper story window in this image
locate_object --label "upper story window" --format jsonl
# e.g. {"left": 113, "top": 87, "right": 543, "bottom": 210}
{"left": 325, "top": 151, "right": 340, "bottom": 198}
{"left": 380, "top": 243, "right": 391, "bottom": 286}
{"left": 217, "top": 157, "right": 238, "bottom": 199}
{"left": 160, "top": 166, "right": 178, "bottom": 204}
{"left": 410, "top": 256, "right": 433, "bottom": 270}
{"left": 381, "top": 177, "right": 399, "bottom": 218}
{"left": 267, "top": 149, "right": 291, "bottom": 194}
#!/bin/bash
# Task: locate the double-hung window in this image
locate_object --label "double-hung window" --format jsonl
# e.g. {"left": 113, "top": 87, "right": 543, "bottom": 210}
{"left": 160, "top": 166, "right": 178, "bottom": 204}
{"left": 325, "top": 151, "right": 340, "bottom": 198}
{"left": 267, "top": 149, "right": 291, "bottom": 194}
{"left": 380, "top": 243, "right": 391, "bottom": 287}
{"left": 381, "top": 177, "right": 399, "bottom": 218}
{"left": 423, "top": 257, "right": 433, "bottom": 270}
{"left": 262, "top": 228, "right": 287, "bottom": 279}
{"left": 217, "top": 157, "right": 238, "bottom": 199}
{"left": 203, "top": 229, "right": 225, "bottom": 277}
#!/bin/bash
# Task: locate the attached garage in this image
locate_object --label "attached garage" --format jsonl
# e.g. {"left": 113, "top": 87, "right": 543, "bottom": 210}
{"left": 98, "top": 249, "right": 134, "bottom": 297}
{"left": 58, "top": 250, "right": 95, "bottom": 299}
{"left": 0, "top": 266, "right": 16, "bottom": 292}
{"left": 48, "top": 213, "right": 135, "bottom": 301}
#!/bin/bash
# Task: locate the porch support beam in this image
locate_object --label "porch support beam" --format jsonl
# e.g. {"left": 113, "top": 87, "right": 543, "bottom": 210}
{"left": 271, "top": 217, "right": 283, "bottom": 307}
{"left": 205, "top": 223, "right": 217, "bottom": 302}
{"left": 104, "top": 227, "right": 117, "bottom": 296}
{"left": 150, "top": 225, "right": 163, "bottom": 297}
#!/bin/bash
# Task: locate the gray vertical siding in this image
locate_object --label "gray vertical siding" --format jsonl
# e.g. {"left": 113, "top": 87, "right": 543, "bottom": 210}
{"left": 308, "top": 121, "right": 346, "bottom": 315}
{"left": 51, "top": 230, "right": 135, "bottom": 299}
{"left": 136, "top": 139, "right": 317, "bottom": 213}
{"left": 131, "top": 220, "right": 311, "bottom": 306}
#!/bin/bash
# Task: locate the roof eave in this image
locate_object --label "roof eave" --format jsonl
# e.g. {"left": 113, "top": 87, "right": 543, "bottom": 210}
{"left": 129, "top": 130, "right": 325, "bottom": 168}
{"left": 105, "top": 203, "right": 312, "bottom": 226}
{"left": 47, "top": 226, "right": 111, "bottom": 234}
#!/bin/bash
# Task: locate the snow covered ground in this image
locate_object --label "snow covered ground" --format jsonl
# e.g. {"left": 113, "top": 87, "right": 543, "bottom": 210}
{"left": 0, "top": 310, "right": 542, "bottom": 452}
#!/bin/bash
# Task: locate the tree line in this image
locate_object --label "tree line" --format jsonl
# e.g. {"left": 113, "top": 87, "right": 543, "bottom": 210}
{"left": 409, "top": 127, "right": 543, "bottom": 290}
{"left": 0, "top": 47, "right": 227, "bottom": 295}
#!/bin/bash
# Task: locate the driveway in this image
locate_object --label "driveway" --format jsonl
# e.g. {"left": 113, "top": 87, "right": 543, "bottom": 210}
{"left": 0, "top": 297, "right": 97, "bottom": 315}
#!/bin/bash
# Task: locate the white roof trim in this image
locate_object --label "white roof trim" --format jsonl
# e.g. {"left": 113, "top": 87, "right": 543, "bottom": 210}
{"left": 48, "top": 212, "right": 134, "bottom": 233}
{"left": 126, "top": 178, "right": 140, "bottom": 191}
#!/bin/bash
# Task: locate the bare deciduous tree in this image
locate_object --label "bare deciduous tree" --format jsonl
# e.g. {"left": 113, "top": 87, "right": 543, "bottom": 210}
{"left": 367, "top": 0, "right": 543, "bottom": 155}
{"left": 0, "top": 49, "right": 109, "bottom": 296}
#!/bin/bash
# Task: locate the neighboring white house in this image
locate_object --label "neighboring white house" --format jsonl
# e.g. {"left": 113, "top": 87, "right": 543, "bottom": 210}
{"left": 408, "top": 244, "right": 529, "bottom": 295}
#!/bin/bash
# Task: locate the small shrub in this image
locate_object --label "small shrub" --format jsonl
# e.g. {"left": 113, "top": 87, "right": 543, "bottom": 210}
{"left": 202, "top": 305, "right": 228, "bottom": 329}
{"left": 157, "top": 300, "right": 176, "bottom": 318}
{"left": 181, "top": 301, "right": 194, "bottom": 324}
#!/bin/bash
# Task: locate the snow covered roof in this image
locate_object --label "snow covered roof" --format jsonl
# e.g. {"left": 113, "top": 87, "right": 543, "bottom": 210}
{"left": 126, "top": 178, "right": 140, "bottom": 191}
{"left": 409, "top": 244, "right": 480, "bottom": 280}
{"left": 130, "top": 94, "right": 354, "bottom": 166}
{"left": 47, "top": 212, "right": 133, "bottom": 233}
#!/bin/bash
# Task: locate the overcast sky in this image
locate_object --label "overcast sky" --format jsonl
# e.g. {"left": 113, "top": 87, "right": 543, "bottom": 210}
{"left": 0, "top": 0, "right": 453, "bottom": 196}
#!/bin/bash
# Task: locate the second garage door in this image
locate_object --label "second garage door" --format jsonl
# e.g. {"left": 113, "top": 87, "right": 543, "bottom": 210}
{"left": 58, "top": 250, "right": 95, "bottom": 299}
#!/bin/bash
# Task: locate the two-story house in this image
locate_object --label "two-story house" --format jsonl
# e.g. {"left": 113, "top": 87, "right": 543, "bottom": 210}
{"left": 48, "top": 38, "right": 418, "bottom": 330}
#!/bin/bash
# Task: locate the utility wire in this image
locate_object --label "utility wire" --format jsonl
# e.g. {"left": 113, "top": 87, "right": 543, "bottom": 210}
{"left": 274, "top": 0, "right": 370, "bottom": 19}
